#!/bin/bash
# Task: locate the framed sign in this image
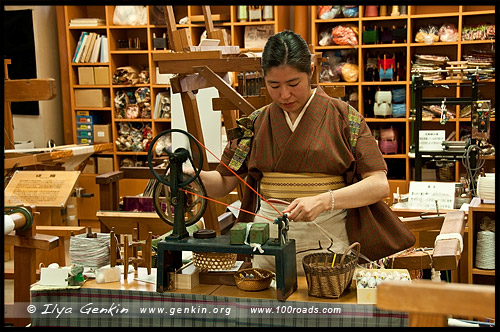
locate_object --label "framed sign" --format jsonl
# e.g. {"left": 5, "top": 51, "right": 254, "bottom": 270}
{"left": 419, "top": 130, "right": 446, "bottom": 152}
{"left": 4, "top": 171, "right": 81, "bottom": 208}
{"left": 408, "top": 181, "right": 456, "bottom": 210}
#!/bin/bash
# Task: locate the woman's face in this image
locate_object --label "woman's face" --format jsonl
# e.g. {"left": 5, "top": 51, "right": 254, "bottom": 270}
{"left": 264, "top": 64, "right": 313, "bottom": 115}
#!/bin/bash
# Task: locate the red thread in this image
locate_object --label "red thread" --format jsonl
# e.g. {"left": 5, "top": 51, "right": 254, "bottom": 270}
{"left": 181, "top": 188, "right": 275, "bottom": 222}
{"left": 190, "top": 135, "right": 283, "bottom": 216}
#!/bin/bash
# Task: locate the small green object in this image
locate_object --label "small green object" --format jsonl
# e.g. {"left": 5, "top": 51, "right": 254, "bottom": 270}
{"left": 249, "top": 223, "right": 269, "bottom": 245}
{"left": 230, "top": 223, "right": 247, "bottom": 245}
{"left": 362, "top": 29, "right": 378, "bottom": 44}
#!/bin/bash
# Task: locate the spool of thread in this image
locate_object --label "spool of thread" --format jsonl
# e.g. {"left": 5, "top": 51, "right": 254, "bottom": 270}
{"left": 379, "top": 5, "right": 388, "bottom": 16}
{"left": 475, "top": 231, "right": 495, "bottom": 269}
{"left": 237, "top": 6, "right": 248, "bottom": 22}
{"left": 263, "top": 6, "right": 273, "bottom": 20}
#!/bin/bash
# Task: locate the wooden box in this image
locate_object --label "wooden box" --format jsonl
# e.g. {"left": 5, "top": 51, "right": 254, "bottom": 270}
{"left": 169, "top": 263, "right": 200, "bottom": 289}
{"left": 230, "top": 223, "right": 269, "bottom": 245}
{"left": 249, "top": 223, "right": 269, "bottom": 244}
{"left": 230, "top": 222, "right": 247, "bottom": 244}
{"left": 356, "top": 268, "right": 411, "bottom": 304}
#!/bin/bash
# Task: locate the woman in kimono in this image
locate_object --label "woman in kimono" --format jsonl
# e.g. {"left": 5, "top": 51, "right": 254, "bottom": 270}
{"left": 192, "top": 30, "right": 389, "bottom": 275}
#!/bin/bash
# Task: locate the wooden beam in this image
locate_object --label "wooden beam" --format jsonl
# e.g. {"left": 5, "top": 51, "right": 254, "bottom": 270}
{"left": 432, "top": 210, "right": 466, "bottom": 271}
{"left": 4, "top": 233, "right": 59, "bottom": 251}
{"left": 212, "top": 95, "right": 268, "bottom": 112}
{"left": 155, "top": 56, "right": 261, "bottom": 75}
{"left": 164, "top": 6, "right": 182, "bottom": 52}
{"left": 388, "top": 249, "right": 433, "bottom": 270}
{"left": 377, "top": 280, "right": 495, "bottom": 327}
{"left": 194, "top": 66, "right": 256, "bottom": 116}
{"left": 401, "top": 215, "right": 445, "bottom": 232}
{"left": 154, "top": 50, "right": 222, "bottom": 61}
{"left": 4, "top": 78, "right": 57, "bottom": 102}
{"left": 202, "top": 5, "right": 215, "bottom": 35}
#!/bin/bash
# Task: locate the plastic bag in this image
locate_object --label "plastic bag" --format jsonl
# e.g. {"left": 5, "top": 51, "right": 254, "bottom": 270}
{"left": 318, "top": 28, "right": 333, "bottom": 46}
{"left": 335, "top": 62, "right": 358, "bottom": 82}
{"left": 319, "top": 64, "right": 340, "bottom": 83}
{"left": 415, "top": 24, "right": 439, "bottom": 44}
{"left": 317, "top": 6, "right": 341, "bottom": 20}
{"left": 113, "top": 6, "right": 147, "bottom": 26}
{"left": 331, "top": 24, "right": 358, "bottom": 46}
{"left": 439, "top": 23, "right": 458, "bottom": 42}
{"left": 341, "top": 63, "right": 359, "bottom": 82}
{"left": 342, "top": 6, "right": 359, "bottom": 18}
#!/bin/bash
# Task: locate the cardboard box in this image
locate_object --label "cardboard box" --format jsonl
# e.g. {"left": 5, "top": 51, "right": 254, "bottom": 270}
{"left": 93, "top": 67, "right": 109, "bottom": 85}
{"left": 82, "top": 157, "right": 96, "bottom": 174}
{"left": 355, "top": 268, "right": 411, "bottom": 304}
{"left": 97, "top": 157, "right": 114, "bottom": 174}
{"left": 169, "top": 263, "right": 200, "bottom": 289}
{"left": 93, "top": 124, "right": 111, "bottom": 143}
{"left": 78, "top": 67, "right": 94, "bottom": 85}
{"left": 75, "top": 89, "right": 110, "bottom": 108}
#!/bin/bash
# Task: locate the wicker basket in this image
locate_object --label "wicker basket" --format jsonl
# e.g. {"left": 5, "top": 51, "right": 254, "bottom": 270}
{"left": 302, "top": 242, "right": 360, "bottom": 299}
{"left": 192, "top": 252, "right": 237, "bottom": 271}
{"left": 234, "top": 268, "right": 275, "bottom": 291}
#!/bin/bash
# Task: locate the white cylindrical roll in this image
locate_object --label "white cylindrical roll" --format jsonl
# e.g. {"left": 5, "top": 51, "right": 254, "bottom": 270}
{"left": 4, "top": 214, "right": 15, "bottom": 235}
{"left": 477, "top": 176, "right": 495, "bottom": 201}
{"left": 475, "top": 230, "right": 495, "bottom": 270}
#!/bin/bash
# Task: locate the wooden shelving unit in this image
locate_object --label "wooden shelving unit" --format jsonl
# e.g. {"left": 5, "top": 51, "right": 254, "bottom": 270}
{"left": 56, "top": 5, "right": 289, "bottom": 226}
{"left": 467, "top": 203, "right": 495, "bottom": 285}
{"left": 310, "top": 5, "right": 495, "bottom": 197}
{"left": 58, "top": 5, "right": 289, "bottom": 170}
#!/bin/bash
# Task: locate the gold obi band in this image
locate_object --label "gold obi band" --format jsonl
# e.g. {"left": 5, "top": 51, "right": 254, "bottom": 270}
{"left": 260, "top": 172, "right": 346, "bottom": 203}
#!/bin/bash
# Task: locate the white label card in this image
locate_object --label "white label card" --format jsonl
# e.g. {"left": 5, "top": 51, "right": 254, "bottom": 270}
{"left": 408, "top": 181, "right": 456, "bottom": 210}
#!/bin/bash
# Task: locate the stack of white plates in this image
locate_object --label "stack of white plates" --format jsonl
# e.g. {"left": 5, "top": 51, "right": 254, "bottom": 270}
{"left": 477, "top": 174, "right": 495, "bottom": 202}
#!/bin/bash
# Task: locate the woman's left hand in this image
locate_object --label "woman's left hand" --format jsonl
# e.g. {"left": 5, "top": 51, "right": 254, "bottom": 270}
{"left": 281, "top": 192, "right": 330, "bottom": 222}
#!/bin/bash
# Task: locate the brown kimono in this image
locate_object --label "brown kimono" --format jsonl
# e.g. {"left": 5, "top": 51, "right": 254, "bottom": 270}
{"left": 217, "top": 87, "right": 387, "bottom": 221}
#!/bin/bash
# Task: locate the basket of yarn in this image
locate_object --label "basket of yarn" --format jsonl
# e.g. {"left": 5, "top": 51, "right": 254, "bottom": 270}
{"left": 234, "top": 268, "right": 275, "bottom": 291}
{"left": 302, "top": 242, "right": 360, "bottom": 298}
{"left": 192, "top": 252, "right": 237, "bottom": 271}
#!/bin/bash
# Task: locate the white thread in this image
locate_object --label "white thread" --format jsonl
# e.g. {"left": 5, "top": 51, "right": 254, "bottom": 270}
{"left": 250, "top": 243, "right": 264, "bottom": 254}
{"left": 243, "top": 222, "right": 254, "bottom": 245}
{"left": 431, "top": 268, "right": 441, "bottom": 281}
{"left": 475, "top": 231, "right": 495, "bottom": 269}
{"left": 328, "top": 190, "right": 335, "bottom": 213}
{"left": 435, "top": 233, "right": 463, "bottom": 253}
{"left": 312, "top": 220, "right": 379, "bottom": 267}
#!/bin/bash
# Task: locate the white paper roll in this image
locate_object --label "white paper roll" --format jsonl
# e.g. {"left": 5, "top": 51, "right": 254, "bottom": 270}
{"left": 4, "top": 214, "right": 15, "bottom": 235}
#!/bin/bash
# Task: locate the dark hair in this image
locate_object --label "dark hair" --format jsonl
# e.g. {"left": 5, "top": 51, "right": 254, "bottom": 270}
{"left": 261, "top": 30, "right": 311, "bottom": 76}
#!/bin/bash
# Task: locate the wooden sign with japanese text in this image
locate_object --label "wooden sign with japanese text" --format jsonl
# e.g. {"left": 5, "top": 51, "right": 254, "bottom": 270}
{"left": 4, "top": 171, "right": 80, "bottom": 208}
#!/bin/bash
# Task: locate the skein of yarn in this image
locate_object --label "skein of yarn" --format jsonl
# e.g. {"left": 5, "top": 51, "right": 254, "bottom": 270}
{"left": 475, "top": 230, "right": 495, "bottom": 269}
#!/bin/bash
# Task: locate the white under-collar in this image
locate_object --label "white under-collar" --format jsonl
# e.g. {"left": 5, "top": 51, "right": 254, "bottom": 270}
{"left": 284, "top": 88, "right": 317, "bottom": 132}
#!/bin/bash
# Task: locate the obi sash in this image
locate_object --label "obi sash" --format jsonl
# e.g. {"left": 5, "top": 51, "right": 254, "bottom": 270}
{"left": 260, "top": 172, "right": 346, "bottom": 203}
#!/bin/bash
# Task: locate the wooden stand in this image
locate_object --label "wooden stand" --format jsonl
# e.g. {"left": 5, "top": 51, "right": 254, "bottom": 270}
{"left": 110, "top": 227, "right": 153, "bottom": 279}
{"left": 4, "top": 206, "right": 59, "bottom": 327}
{"left": 389, "top": 211, "right": 466, "bottom": 272}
